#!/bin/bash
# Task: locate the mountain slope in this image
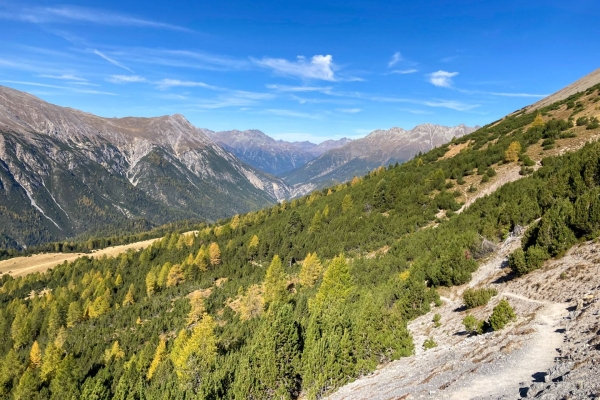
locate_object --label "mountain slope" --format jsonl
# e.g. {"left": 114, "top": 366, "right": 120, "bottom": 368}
{"left": 0, "top": 73, "right": 599, "bottom": 400}
{"left": 0, "top": 86, "right": 290, "bottom": 247}
{"left": 282, "top": 123, "right": 476, "bottom": 194}
{"left": 206, "top": 129, "right": 316, "bottom": 175}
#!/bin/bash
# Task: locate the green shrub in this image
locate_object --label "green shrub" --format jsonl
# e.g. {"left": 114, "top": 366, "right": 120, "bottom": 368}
{"left": 462, "top": 314, "right": 485, "bottom": 334}
{"left": 481, "top": 174, "right": 490, "bottom": 184}
{"left": 576, "top": 116, "right": 589, "bottom": 126}
{"left": 485, "top": 167, "right": 497, "bottom": 177}
{"left": 508, "top": 248, "right": 528, "bottom": 276}
{"left": 463, "top": 287, "right": 498, "bottom": 309}
{"left": 489, "top": 299, "right": 516, "bottom": 331}
{"left": 423, "top": 337, "right": 437, "bottom": 350}
{"left": 433, "top": 313, "right": 441, "bottom": 328}
{"left": 587, "top": 117, "right": 599, "bottom": 130}
{"left": 468, "top": 184, "right": 477, "bottom": 193}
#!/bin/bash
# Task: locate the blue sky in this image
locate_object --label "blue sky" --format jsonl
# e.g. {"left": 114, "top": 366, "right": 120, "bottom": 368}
{"left": 1, "top": 0, "right": 599, "bottom": 143}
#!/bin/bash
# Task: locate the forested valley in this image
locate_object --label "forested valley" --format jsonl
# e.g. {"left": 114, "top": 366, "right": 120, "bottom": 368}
{"left": 1, "top": 83, "right": 600, "bottom": 399}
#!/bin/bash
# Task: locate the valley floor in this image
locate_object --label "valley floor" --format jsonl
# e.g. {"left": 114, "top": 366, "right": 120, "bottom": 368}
{"left": 0, "top": 236, "right": 167, "bottom": 277}
{"left": 327, "top": 237, "right": 600, "bottom": 399}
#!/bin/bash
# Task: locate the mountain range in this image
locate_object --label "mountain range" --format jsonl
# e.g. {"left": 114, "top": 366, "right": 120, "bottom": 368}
{"left": 282, "top": 123, "right": 477, "bottom": 195}
{"left": 205, "top": 129, "right": 350, "bottom": 176}
{"left": 0, "top": 86, "right": 290, "bottom": 247}
{"left": 0, "top": 85, "right": 473, "bottom": 247}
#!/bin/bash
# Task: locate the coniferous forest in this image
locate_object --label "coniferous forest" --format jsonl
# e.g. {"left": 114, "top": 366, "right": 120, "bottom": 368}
{"left": 1, "top": 84, "right": 600, "bottom": 399}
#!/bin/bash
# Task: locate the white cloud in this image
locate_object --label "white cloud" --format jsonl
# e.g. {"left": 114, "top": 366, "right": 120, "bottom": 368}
{"left": 254, "top": 55, "right": 336, "bottom": 81}
{"left": 399, "top": 108, "right": 432, "bottom": 115}
{"left": 1, "top": 6, "right": 190, "bottom": 31}
{"left": 39, "top": 74, "right": 87, "bottom": 82}
{"left": 338, "top": 108, "right": 362, "bottom": 113}
{"left": 266, "top": 84, "right": 333, "bottom": 93}
{"left": 92, "top": 50, "right": 134, "bottom": 73}
{"left": 488, "top": 92, "right": 548, "bottom": 98}
{"left": 1, "top": 80, "right": 116, "bottom": 95}
{"left": 423, "top": 100, "right": 478, "bottom": 111}
{"left": 388, "top": 52, "right": 402, "bottom": 67}
{"left": 428, "top": 70, "right": 459, "bottom": 88}
{"left": 265, "top": 109, "right": 321, "bottom": 119}
{"left": 155, "top": 79, "right": 221, "bottom": 90}
{"left": 106, "top": 75, "right": 146, "bottom": 83}
{"left": 390, "top": 69, "right": 418, "bottom": 75}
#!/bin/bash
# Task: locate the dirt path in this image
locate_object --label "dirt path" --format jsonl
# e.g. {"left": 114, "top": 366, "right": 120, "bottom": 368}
{"left": 449, "top": 299, "right": 567, "bottom": 399}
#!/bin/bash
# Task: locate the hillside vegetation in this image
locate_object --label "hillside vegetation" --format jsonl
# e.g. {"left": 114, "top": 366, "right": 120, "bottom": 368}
{"left": 0, "top": 83, "right": 599, "bottom": 399}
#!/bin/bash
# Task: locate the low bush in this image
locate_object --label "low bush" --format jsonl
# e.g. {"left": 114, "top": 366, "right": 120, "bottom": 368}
{"left": 463, "top": 287, "right": 498, "bottom": 309}
{"left": 423, "top": 337, "right": 437, "bottom": 350}
{"left": 489, "top": 299, "right": 516, "bottom": 331}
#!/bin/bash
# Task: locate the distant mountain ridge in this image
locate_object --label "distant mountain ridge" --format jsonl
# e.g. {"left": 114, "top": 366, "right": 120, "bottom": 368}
{"left": 282, "top": 123, "right": 477, "bottom": 195}
{"left": 0, "top": 86, "right": 290, "bottom": 247}
{"left": 206, "top": 129, "right": 351, "bottom": 175}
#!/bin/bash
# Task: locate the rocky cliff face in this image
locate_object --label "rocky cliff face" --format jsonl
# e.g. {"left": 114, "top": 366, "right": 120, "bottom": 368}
{"left": 0, "top": 86, "right": 290, "bottom": 247}
{"left": 282, "top": 123, "right": 477, "bottom": 195}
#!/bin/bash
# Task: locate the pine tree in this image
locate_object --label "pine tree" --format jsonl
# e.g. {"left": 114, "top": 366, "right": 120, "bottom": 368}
{"left": 532, "top": 113, "right": 544, "bottom": 127}
{"left": 504, "top": 141, "right": 522, "bottom": 163}
{"left": 342, "top": 194, "right": 353, "bottom": 213}
{"left": 45, "top": 303, "right": 63, "bottom": 337}
{"left": 146, "top": 337, "right": 167, "bottom": 381}
{"left": 66, "top": 301, "right": 82, "bottom": 328}
{"left": 145, "top": 271, "right": 157, "bottom": 297}
{"left": 208, "top": 242, "right": 221, "bottom": 266}
{"left": 173, "top": 314, "right": 217, "bottom": 390}
{"left": 122, "top": 284, "right": 135, "bottom": 306}
{"left": 104, "top": 341, "right": 125, "bottom": 364}
{"left": 195, "top": 246, "right": 209, "bottom": 271}
{"left": 157, "top": 262, "right": 171, "bottom": 287}
{"left": 247, "top": 235, "right": 260, "bottom": 260}
{"left": 187, "top": 291, "right": 206, "bottom": 326}
{"left": 263, "top": 255, "right": 287, "bottom": 305}
{"left": 230, "top": 214, "right": 241, "bottom": 229}
{"left": 299, "top": 252, "right": 323, "bottom": 287}
{"left": 308, "top": 211, "right": 323, "bottom": 233}
{"left": 29, "top": 341, "right": 42, "bottom": 369}
{"left": 114, "top": 274, "right": 123, "bottom": 288}
{"left": 166, "top": 264, "right": 185, "bottom": 287}
{"left": 11, "top": 304, "right": 31, "bottom": 349}
{"left": 311, "top": 254, "right": 354, "bottom": 313}
{"left": 41, "top": 342, "right": 64, "bottom": 382}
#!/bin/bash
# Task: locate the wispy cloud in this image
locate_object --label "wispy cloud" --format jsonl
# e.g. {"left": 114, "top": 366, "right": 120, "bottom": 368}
{"left": 264, "top": 109, "right": 321, "bottom": 119}
{"left": 428, "top": 70, "right": 459, "bottom": 88}
{"left": 1, "top": 80, "right": 116, "bottom": 95}
{"left": 1, "top": 6, "right": 190, "bottom": 32}
{"left": 337, "top": 108, "right": 362, "bottom": 113}
{"left": 39, "top": 74, "right": 87, "bottom": 82}
{"left": 266, "top": 84, "right": 333, "bottom": 94}
{"left": 388, "top": 52, "right": 402, "bottom": 68}
{"left": 399, "top": 108, "right": 432, "bottom": 114}
{"left": 106, "top": 75, "right": 146, "bottom": 83}
{"left": 92, "top": 50, "right": 134, "bottom": 72}
{"left": 254, "top": 55, "right": 336, "bottom": 81}
{"left": 488, "top": 92, "right": 548, "bottom": 98}
{"left": 423, "top": 100, "right": 478, "bottom": 111}
{"left": 155, "top": 79, "right": 221, "bottom": 90}
{"left": 390, "top": 69, "right": 418, "bottom": 75}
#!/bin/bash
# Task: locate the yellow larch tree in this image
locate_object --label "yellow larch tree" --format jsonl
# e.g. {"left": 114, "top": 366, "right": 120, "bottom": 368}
{"left": 209, "top": 242, "right": 221, "bottom": 266}
{"left": 29, "top": 341, "right": 42, "bottom": 369}
{"left": 146, "top": 337, "right": 167, "bottom": 381}
{"left": 299, "top": 252, "right": 323, "bottom": 287}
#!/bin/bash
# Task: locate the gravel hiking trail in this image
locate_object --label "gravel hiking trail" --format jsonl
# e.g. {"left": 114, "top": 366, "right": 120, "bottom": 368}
{"left": 448, "top": 299, "right": 567, "bottom": 400}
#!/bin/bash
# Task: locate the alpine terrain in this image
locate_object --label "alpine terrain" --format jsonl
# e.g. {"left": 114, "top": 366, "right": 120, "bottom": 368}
{"left": 206, "top": 129, "right": 352, "bottom": 176}
{"left": 0, "top": 86, "right": 290, "bottom": 248}
{"left": 282, "top": 123, "right": 477, "bottom": 195}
